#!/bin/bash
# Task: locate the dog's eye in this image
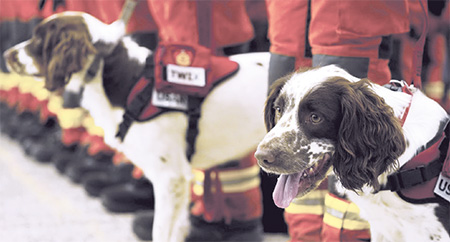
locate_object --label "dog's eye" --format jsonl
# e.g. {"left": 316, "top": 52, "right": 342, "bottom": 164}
{"left": 310, "top": 113, "right": 321, "bottom": 123}
{"left": 274, "top": 105, "right": 282, "bottom": 123}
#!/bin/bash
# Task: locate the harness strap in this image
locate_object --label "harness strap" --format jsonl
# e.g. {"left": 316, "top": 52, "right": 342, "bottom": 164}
{"left": 186, "top": 97, "right": 204, "bottom": 161}
{"left": 116, "top": 57, "right": 155, "bottom": 141}
{"left": 115, "top": 55, "right": 203, "bottom": 163}
{"left": 383, "top": 159, "right": 443, "bottom": 192}
{"left": 116, "top": 80, "right": 154, "bottom": 141}
{"left": 381, "top": 123, "right": 450, "bottom": 192}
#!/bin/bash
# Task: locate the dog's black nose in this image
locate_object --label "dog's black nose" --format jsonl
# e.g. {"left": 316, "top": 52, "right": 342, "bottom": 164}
{"left": 254, "top": 149, "right": 275, "bottom": 164}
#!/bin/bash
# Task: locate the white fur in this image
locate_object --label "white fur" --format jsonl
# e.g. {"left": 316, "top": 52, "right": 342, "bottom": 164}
{"left": 3, "top": 40, "right": 39, "bottom": 75}
{"left": 79, "top": 51, "right": 270, "bottom": 241}
{"left": 260, "top": 65, "right": 450, "bottom": 242}
{"left": 6, "top": 19, "right": 270, "bottom": 239}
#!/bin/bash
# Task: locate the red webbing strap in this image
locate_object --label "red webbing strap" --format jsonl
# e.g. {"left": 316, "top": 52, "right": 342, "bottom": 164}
{"left": 400, "top": 84, "right": 413, "bottom": 126}
{"left": 411, "top": 0, "right": 428, "bottom": 89}
{"left": 442, "top": 123, "right": 450, "bottom": 177}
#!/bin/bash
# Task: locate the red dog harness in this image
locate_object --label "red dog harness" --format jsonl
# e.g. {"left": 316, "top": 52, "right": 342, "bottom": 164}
{"left": 380, "top": 82, "right": 450, "bottom": 204}
{"left": 116, "top": 43, "right": 239, "bottom": 160}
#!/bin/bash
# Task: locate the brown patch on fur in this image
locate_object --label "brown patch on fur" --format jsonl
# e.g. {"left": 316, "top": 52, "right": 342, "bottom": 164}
{"left": 265, "top": 75, "right": 289, "bottom": 131}
{"left": 322, "top": 77, "right": 406, "bottom": 191}
{"left": 265, "top": 67, "right": 318, "bottom": 131}
{"left": 29, "top": 16, "right": 97, "bottom": 91}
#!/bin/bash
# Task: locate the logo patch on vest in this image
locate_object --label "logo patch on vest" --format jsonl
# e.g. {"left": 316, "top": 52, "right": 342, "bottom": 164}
{"left": 434, "top": 173, "right": 450, "bottom": 202}
{"left": 175, "top": 49, "right": 192, "bottom": 66}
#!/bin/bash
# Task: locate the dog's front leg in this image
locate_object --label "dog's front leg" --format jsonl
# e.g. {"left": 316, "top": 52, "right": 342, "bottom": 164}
{"left": 150, "top": 165, "right": 192, "bottom": 242}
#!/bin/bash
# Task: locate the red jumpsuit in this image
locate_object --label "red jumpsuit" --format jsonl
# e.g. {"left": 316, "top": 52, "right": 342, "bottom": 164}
{"left": 147, "top": 1, "right": 262, "bottom": 238}
{"left": 147, "top": 0, "right": 254, "bottom": 52}
{"left": 265, "top": 1, "right": 414, "bottom": 241}
{"left": 309, "top": 0, "right": 411, "bottom": 85}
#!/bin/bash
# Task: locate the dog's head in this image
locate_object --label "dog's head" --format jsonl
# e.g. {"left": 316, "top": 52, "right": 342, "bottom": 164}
{"left": 255, "top": 65, "right": 406, "bottom": 208}
{"left": 3, "top": 11, "right": 125, "bottom": 92}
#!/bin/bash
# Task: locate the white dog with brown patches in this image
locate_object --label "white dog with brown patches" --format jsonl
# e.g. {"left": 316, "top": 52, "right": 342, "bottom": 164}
{"left": 4, "top": 12, "right": 269, "bottom": 242}
{"left": 255, "top": 65, "right": 450, "bottom": 241}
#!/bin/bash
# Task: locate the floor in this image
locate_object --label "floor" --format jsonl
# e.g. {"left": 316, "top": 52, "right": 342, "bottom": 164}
{"left": 0, "top": 135, "right": 289, "bottom": 242}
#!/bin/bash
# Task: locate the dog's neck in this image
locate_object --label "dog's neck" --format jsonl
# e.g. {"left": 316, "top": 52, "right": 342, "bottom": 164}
{"left": 368, "top": 84, "right": 449, "bottom": 189}
{"left": 101, "top": 38, "right": 151, "bottom": 108}
{"left": 388, "top": 88, "right": 448, "bottom": 167}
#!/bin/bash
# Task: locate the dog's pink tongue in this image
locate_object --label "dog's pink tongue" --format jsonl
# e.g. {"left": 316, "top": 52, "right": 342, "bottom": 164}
{"left": 273, "top": 173, "right": 301, "bottom": 208}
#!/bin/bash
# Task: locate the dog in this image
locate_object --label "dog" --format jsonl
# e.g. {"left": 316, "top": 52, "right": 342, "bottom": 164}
{"left": 255, "top": 65, "right": 450, "bottom": 241}
{"left": 4, "top": 12, "right": 269, "bottom": 242}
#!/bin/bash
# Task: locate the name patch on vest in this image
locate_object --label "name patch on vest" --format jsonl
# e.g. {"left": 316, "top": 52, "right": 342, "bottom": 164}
{"left": 152, "top": 89, "right": 188, "bottom": 110}
{"left": 166, "top": 64, "right": 206, "bottom": 87}
{"left": 434, "top": 173, "right": 450, "bottom": 202}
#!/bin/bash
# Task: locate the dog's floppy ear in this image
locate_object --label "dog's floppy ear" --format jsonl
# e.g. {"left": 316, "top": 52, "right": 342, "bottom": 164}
{"left": 45, "top": 30, "right": 97, "bottom": 91}
{"left": 330, "top": 78, "right": 406, "bottom": 191}
{"left": 264, "top": 75, "right": 289, "bottom": 131}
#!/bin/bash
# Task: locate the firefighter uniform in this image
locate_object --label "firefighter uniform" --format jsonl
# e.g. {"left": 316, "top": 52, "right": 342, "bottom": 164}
{"left": 309, "top": 0, "right": 411, "bottom": 85}
{"left": 146, "top": 1, "right": 262, "bottom": 240}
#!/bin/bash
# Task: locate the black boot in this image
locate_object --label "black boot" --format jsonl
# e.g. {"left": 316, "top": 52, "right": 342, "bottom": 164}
{"left": 100, "top": 177, "right": 154, "bottom": 213}
{"left": 3, "top": 108, "right": 25, "bottom": 139}
{"left": 0, "top": 102, "right": 13, "bottom": 132}
{"left": 16, "top": 111, "right": 41, "bottom": 142}
{"left": 81, "top": 162, "right": 134, "bottom": 197}
{"left": 132, "top": 210, "right": 154, "bottom": 241}
{"left": 53, "top": 143, "right": 84, "bottom": 173}
{"left": 65, "top": 150, "right": 114, "bottom": 184}
{"left": 21, "top": 117, "right": 59, "bottom": 163}
{"left": 186, "top": 216, "right": 264, "bottom": 242}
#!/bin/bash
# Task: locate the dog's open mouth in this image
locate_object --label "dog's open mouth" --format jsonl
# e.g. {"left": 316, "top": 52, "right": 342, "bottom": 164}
{"left": 272, "top": 154, "right": 332, "bottom": 208}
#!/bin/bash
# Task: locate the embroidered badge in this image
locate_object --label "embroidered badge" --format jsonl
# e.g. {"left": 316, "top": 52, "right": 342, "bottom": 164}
{"left": 175, "top": 50, "right": 192, "bottom": 66}
{"left": 434, "top": 173, "right": 450, "bottom": 202}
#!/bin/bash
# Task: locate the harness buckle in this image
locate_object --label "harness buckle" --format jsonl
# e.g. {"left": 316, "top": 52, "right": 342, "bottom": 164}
{"left": 387, "top": 165, "right": 427, "bottom": 192}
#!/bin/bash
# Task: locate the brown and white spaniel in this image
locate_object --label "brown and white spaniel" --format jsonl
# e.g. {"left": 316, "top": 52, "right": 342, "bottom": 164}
{"left": 4, "top": 12, "right": 270, "bottom": 242}
{"left": 255, "top": 65, "right": 450, "bottom": 241}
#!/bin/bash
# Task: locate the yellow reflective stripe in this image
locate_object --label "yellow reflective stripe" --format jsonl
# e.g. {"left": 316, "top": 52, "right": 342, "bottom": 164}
{"left": 342, "top": 217, "right": 370, "bottom": 230}
{"left": 82, "top": 115, "right": 104, "bottom": 136}
{"left": 285, "top": 204, "right": 324, "bottom": 215}
{"left": 18, "top": 77, "right": 35, "bottom": 93}
{"left": 191, "top": 165, "right": 261, "bottom": 195}
{"left": 0, "top": 73, "right": 20, "bottom": 90}
{"left": 57, "top": 108, "right": 86, "bottom": 128}
{"left": 347, "top": 202, "right": 362, "bottom": 214}
{"left": 285, "top": 190, "right": 327, "bottom": 215}
{"left": 222, "top": 176, "right": 260, "bottom": 193}
{"left": 192, "top": 183, "right": 203, "bottom": 196}
{"left": 287, "top": 190, "right": 327, "bottom": 214}
{"left": 218, "top": 165, "right": 260, "bottom": 182}
{"left": 47, "top": 95, "right": 63, "bottom": 114}
{"left": 192, "top": 169, "right": 205, "bottom": 183}
{"left": 323, "top": 194, "right": 370, "bottom": 230}
{"left": 324, "top": 193, "right": 349, "bottom": 213}
{"left": 31, "top": 81, "right": 49, "bottom": 101}
{"left": 323, "top": 211, "right": 344, "bottom": 229}
{"left": 291, "top": 190, "right": 327, "bottom": 205}
{"left": 192, "top": 176, "right": 260, "bottom": 196}
{"left": 34, "top": 88, "right": 50, "bottom": 101}
{"left": 193, "top": 165, "right": 260, "bottom": 183}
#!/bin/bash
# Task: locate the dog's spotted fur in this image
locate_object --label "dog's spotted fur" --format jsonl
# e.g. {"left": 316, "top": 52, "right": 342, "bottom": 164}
{"left": 4, "top": 12, "right": 270, "bottom": 242}
{"left": 256, "top": 66, "right": 450, "bottom": 241}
